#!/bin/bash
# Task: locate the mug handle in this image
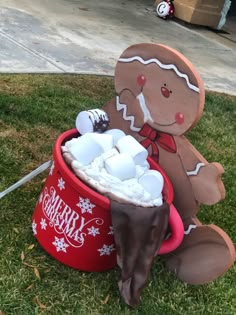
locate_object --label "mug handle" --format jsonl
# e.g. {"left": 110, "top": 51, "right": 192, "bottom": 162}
{"left": 158, "top": 204, "right": 184, "bottom": 255}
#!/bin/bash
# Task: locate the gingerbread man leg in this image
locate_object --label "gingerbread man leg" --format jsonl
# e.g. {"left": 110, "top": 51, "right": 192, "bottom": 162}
{"left": 166, "top": 218, "right": 236, "bottom": 285}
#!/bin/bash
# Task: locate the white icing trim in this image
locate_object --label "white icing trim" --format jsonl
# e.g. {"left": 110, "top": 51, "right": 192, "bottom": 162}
{"left": 136, "top": 92, "right": 153, "bottom": 123}
{"left": 118, "top": 56, "right": 200, "bottom": 93}
{"left": 116, "top": 96, "right": 141, "bottom": 132}
{"left": 184, "top": 224, "right": 197, "bottom": 235}
{"left": 186, "top": 162, "right": 205, "bottom": 176}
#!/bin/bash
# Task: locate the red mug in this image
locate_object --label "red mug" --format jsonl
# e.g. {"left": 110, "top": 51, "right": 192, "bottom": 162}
{"left": 32, "top": 129, "right": 184, "bottom": 271}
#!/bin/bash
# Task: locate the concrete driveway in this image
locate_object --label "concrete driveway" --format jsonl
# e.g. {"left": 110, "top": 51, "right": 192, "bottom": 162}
{"left": 0, "top": 0, "right": 236, "bottom": 95}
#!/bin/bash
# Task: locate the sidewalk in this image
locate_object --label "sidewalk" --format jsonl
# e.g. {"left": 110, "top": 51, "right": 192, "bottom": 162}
{"left": 0, "top": 0, "right": 235, "bottom": 95}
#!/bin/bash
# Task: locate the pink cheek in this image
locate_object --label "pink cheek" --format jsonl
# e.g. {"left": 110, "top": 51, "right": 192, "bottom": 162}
{"left": 175, "top": 112, "right": 184, "bottom": 125}
{"left": 137, "top": 74, "right": 146, "bottom": 87}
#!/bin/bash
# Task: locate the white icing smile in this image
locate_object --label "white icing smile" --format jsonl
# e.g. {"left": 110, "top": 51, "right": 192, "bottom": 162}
{"left": 136, "top": 92, "right": 153, "bottom": 123}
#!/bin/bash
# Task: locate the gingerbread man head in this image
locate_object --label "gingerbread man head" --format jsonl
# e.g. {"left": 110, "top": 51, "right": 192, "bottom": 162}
{"left": 114, "top": 43, "right": 205, "bottom": 136}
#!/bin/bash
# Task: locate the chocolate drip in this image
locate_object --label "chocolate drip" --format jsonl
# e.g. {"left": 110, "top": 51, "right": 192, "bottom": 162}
{"left": 88, "top": 110, "right": 109, "bottom": 132}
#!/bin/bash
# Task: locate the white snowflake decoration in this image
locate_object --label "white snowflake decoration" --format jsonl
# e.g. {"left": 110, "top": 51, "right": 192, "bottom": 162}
{"left": 40, "top": 218, "right": 47, "bottom": 230}
{"left": 87, "top": 226, "right": 100, "bottom": 237}
{"left": 57, "top": 177, "right": 65, "bottom": 191}
{"left": 49, "top": 162, "right": 55, "bottom": 175}
{"left": 98, "top": 244, "right": 115, "bottom": 256}
{"left": 52, "top": 237, "right": 69, "bottom": 253}
{"left": 108, "top": 226, "right": 114, "bottom": 235}
{"left": 32, "top": 220, "right": 37, "bottom": 235}
{"left": 77, "top": 197, "right": 95, "bottom": 214}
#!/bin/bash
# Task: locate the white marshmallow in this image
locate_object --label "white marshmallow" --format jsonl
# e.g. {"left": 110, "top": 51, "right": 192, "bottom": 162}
{"left": 87, "top": 133, "right": 113, "bottom": 152}
{"left": 69, "top": 133, "right": 104, "bottom": 166}
{"left": 135, "top": 165, "right": 146, "bottom": 178}
{"left": 138, "top": 170, "right": 164, "bottom": 199}
{"left": 104, "top": 129, "right": 126, "bottom": 146}
{"left": 104, "top": 153, "right": 136, "bottom": 181}
{"left": 116, "top": 135, "right": 148, "bottom": 165}
{"left": 76, "top": 109, "right": 109, "bottom": 135}
{"left": 140, "top": 159, "right": 150, "bottom": 170}
{"left": 102, "top": 148, "right": 119, "bottom": 161}
{"left": 65, "top": 138, "right": 80, "bottom": 148}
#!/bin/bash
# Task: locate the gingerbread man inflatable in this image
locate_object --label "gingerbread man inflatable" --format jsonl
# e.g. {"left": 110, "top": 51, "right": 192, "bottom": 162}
{"left": 102, "top": 43, "right": 236, "bottom": 285}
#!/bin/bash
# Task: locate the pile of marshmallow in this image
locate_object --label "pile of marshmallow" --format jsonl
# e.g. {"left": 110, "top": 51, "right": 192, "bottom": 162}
{"left": 61, "top": 110, "right": 165, "bottom": 207}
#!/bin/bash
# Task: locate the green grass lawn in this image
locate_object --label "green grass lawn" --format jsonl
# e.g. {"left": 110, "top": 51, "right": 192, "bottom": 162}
{"left": 0, "top": 74, "right": 235, "bottom": 315}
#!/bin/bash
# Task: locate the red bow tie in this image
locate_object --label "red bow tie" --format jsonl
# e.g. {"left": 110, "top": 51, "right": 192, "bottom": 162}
{"left": 138, "top": 123, "right": 176, "bottom": 161}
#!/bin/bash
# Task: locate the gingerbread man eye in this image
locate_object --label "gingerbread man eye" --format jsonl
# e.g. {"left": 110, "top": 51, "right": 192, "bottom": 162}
{"left": 170, "top": 90, "right": 172, "bottom": 94}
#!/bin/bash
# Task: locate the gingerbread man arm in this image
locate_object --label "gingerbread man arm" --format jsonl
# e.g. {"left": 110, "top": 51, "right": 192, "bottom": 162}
{"left": 174, "top": 135, "right": 225, "bottom": 205}
{"left": 102, "top": 89, "right": 146, "bottom": 135}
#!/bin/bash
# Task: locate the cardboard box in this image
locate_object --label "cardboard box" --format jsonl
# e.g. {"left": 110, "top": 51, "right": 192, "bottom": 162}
{"left": 155, "top": 0, "right": 225, "bottom": 29}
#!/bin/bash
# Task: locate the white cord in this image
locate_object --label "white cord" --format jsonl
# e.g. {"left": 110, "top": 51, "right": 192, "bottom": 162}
{"left": 0, "top": 160, "right": 52, "bottom": 199}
